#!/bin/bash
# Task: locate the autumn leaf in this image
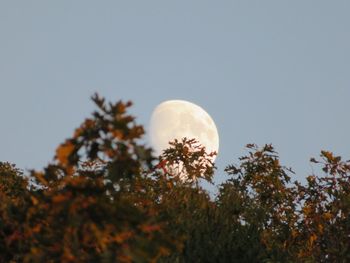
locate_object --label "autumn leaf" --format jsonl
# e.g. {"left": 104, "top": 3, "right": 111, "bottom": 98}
{"left": 30, "top": 196, "right": 39, "bottom": 205}
{"left": 317, "top": 224, "right": 324, "bottom": 234}
{"left": 56, "top": 141, "right": 75, "bottom": 167}
{"left": 309, "top": 233, "right": 317, "bottom": 246}
{"left": 321, "top": 150, "right": 334, "bottom": 162}
{"left": 32, "top": 171, "right": 48, "bottom": 186}
{"left": 323, "top": 212, "right": 332, "bottom": 220}
{"left": 112, "top": 129, "right": 124, "bottom": 140}
{"left": 114, "top": 231, "right": 133, "bottom": 244}
{"left": 73, "top": 127, "right": 84, "bottom": 138}
{"left": 52, "top": 193, "right": 71, "bottom": 203}
{"left": 140, "top": 224, "right": 161, "bottom": 233}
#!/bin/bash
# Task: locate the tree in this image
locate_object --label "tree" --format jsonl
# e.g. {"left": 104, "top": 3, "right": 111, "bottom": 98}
{"left": 295, "top": 151, "right": 350, "bottom": 261}
{"left": 1, "top": 94, "right": 350, "bottom": 262}
{"left": 0, "top": 162, "right": 30, "bottom": 262}
{"left": 1, "top": 95, "right": 180, "bottom": 262}
{"left": 218, "top": 144, "right": 298, "bottom": 262}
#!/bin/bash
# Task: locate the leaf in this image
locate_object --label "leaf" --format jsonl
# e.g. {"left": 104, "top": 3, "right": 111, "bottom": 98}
{"left": 140, "top": 224, "right": 161, "bottom": 233}
{"left": 114, "top": 231, "right": 133, "bottom": 244}
{"left": 56, "top": 141, "right": 75, "bottom": 167}
{"left": 323, "top": 212, "right": 332, "bottom": 220}
{"left": 52, "top": 193, "right": 71, "bottom": 203}
{"left": 310, "top": 157, "right": 318, "bottom": 163}
{"left": 30, "top": 196, "right": 39, "bottom": 205}
{"left": 309, "top": 233, "right": 317, "bottom": 246}
{"left": 321, "top": 151, "right": 334, "bottom": 162}
{"left": 32, "top": 171, "right": 48, "bottom": 186}
{"left": 112, "top": 129, "right": 124, "bottom": 140}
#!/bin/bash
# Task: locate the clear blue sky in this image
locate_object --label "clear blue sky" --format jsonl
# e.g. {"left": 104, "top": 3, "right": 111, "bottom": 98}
{"left": 1, "top": 1, "right": 349, "bottom": 191}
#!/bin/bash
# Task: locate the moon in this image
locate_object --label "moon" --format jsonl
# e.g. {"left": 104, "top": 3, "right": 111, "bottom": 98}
{"left": 149, "top": 100, "right": 219, "bottom": 162}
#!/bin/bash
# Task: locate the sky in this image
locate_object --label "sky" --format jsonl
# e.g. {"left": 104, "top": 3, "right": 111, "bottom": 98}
{"left": 1, "top": 1, "right": 349, "bottom": 193}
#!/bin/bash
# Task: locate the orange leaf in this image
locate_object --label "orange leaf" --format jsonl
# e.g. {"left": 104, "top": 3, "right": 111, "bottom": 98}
{"left": 30, "top": 196, "right": 39, "bottom": 205}
{"left": 52, "top": 193, "right": 70, "bottom": 203}
{"left": 114, "top": 231, "right": 133, "bottom": 244}
{"left": 112, "top": 129, "right": 124, "bottom": 140}
{"left": 324, "top": 212, "right": 332, "bottom": 220}
{"left": 73, "top": 127, "right": 84, "bottom": 138}
{"left": 56, "top": 141, "right": 75, "bottom": 167}
{"left": 140, "top": 224, "right": 161, "bottom": 233}
{"left": 309, "top": 233, "right": 317, "bottom": 246}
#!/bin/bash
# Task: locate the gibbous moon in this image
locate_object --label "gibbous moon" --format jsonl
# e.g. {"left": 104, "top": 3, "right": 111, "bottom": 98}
{"left": 149, "top": 100, "right": 219, "bottom": 161}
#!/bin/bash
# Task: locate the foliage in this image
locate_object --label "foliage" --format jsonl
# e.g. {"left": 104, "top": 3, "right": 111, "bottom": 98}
{"left": 295, "top": 152, "right": 350, "bottom": 261}
{"left": 0, "top": 163, "right": 30, "bottom": 262}
{"left": 1, "top": 94, "right": 350, "bottom": 262}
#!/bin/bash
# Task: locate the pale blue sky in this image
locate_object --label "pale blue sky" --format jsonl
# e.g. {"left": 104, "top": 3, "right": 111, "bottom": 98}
{"left": 1, "top": 1, "right": 349, "bottom": 190}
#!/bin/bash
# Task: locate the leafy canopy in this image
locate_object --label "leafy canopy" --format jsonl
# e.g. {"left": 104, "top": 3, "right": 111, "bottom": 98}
{"left": 1, "top": 94, "right": 350, "bottom": 262}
